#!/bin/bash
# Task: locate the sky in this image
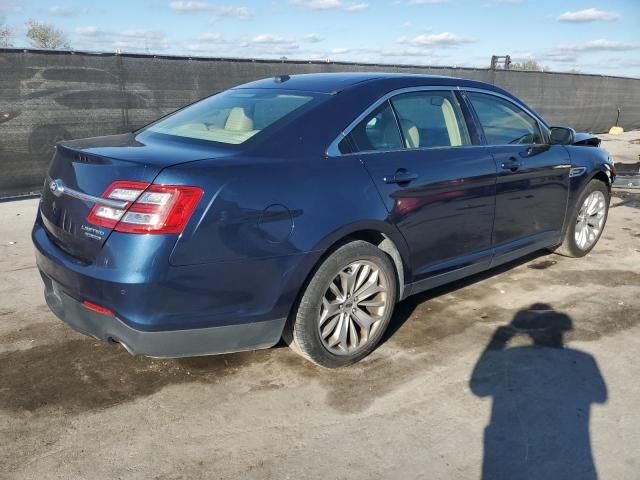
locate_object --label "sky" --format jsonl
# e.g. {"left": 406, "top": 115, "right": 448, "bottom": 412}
{"left": 1, "top": 0, "right": 639, "bottom": 77}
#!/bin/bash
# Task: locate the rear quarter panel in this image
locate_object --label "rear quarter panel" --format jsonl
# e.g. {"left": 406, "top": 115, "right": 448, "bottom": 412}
{"left": 161, "top": 155, "right": 398, "bottom": 265}
{"left": 155, "top": 154, "right": 409, "bottom": 322}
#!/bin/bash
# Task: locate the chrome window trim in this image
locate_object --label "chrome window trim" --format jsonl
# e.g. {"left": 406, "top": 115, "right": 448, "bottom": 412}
{"left": 326, "top": 85, "right": 550, "bottom": 157}
{"left": 326, "top": 86, "right": 459, "bottom": 157}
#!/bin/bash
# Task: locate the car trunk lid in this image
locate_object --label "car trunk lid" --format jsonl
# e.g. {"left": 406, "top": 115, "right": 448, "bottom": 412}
{"left": 39, "top": 132, "right": 231, "bottom": 262}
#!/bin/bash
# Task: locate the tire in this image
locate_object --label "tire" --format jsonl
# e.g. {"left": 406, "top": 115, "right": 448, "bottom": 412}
{"left": 285, "top": 240, "right": 397, "bottom": 368}
{"left": 551, "top": 179, "right": 610, "bottom": 258}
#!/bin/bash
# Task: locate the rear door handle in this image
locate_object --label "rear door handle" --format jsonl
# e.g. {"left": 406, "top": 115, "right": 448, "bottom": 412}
{"left": 500, "top": 158, "right": 522, "bottom": 172}
{"left": 383, "top": 169, "right": 418, "bottom": 185}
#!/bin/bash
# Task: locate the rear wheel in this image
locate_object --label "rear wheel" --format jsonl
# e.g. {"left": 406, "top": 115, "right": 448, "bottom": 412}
{"left": 285, "top": 240, "right": 397, "bottom": 368}
{"left": 551, "top": 179, "right": 609, "bottom": 258}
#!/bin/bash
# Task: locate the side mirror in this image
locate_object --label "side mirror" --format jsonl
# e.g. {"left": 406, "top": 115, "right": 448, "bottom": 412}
{"left": 549, "top": 126, "right": 576, "bottom": 145}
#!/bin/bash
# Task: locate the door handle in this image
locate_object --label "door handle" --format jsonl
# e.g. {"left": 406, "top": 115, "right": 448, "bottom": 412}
{"left": 383, "top": 169, "right": 418, "bottom": 185}
{"left": 500, "top": 158, "right": 522, "bottom": 172}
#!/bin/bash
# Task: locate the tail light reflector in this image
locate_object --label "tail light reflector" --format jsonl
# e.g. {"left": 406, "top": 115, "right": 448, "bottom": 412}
{"left": 87, "top": 181, "right": 203, "bottom": 234}
{"left": 82, "top": 300, "right": 114, "bottom": 316}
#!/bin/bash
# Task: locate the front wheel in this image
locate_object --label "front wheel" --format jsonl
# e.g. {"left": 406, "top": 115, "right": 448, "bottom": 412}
{"left": 285, "top": 240, "right": 397, "bottom": 368}
{"left": 551, "top": 179, "right": 610, "bottom": 258}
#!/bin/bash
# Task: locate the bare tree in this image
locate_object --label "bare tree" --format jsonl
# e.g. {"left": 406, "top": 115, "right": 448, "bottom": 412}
{"left": 0, "top": 18, "right": 13, "bottom": 47}
{"left": 25, "top": 20, "right": 70, "bottom": 49}
{"left": 510, "top": 60, "right": 544, "bottom": 72}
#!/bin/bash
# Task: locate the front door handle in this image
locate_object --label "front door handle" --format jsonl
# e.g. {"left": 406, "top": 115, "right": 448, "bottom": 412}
{"left": 500, "top": 158, "right": 522, "bottom": 172}
{"left": 383, "top": 169, "right": 418, "bottom": 185}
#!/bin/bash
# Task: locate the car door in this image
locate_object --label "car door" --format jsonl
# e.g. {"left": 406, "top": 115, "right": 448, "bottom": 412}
{"left": 340, "top": 89, "right": 497, "bottom": 287}
{"left": 464, "top": 91, "right": 571, "bottom": 261}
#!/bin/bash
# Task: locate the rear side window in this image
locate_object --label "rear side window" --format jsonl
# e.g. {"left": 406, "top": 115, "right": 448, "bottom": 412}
{"left": 346, "top": 101, "right": 403, "bottom": 153}
{"left": 390, "top": 91, "right": 471, "bottom": 149}
{"left": 146, "top": 89, "right": 316, "bottom": 145}
{"left": 467, "top": 92, "right": 543, "bottom": 145}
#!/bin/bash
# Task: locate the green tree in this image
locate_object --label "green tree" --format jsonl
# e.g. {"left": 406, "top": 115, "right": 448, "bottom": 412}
{"left": 25, "top": 20, "right": 70, "bottom": 49}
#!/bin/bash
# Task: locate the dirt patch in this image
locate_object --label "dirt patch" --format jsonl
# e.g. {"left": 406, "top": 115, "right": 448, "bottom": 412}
{"left": 0, "top": 322, "right": 436, "bottom": 416}
{"left": 548, "top": 269, "right": 640, "bottom": 289}
{"left": 384, "top": 264, "right": 640, "bottom": 351}
{"left": 612, "top": 190, "right": 640, "bottom": 209}
{"left": 0, "top": 335, "right": 267, "bottom": 413}
{"left": 528, "top": 260, "right": 557, "bottom": 270}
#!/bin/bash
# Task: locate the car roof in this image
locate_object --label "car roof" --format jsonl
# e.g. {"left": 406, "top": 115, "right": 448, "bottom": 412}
{"left": 233, "top": 72, "right": 501, "bottom": 95}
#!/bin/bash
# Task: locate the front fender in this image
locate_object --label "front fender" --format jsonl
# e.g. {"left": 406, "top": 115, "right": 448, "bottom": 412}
{"left": 561, "top": 145, "right": 614, "bottom": 237}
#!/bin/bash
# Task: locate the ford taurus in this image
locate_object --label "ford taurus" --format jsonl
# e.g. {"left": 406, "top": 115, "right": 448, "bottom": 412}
{"left": 33, "top": 73, "right": 615, "bottom": 367}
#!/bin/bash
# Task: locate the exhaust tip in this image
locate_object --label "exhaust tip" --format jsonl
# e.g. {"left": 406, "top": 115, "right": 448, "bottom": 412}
{"left": 107, "top": 336, "right": 135, "bottom": 355}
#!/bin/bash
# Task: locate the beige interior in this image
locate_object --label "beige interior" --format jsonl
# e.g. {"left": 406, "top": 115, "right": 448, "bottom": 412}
{"left": 404, "top": 124, "right": 420, "bottom": 148}
{"left": 165, "top": 107, "right": 258, "bottom": 144}
{"left": 224, "top": 107, "right": 254, "bottom": 132}
{"left": 441, "top": 99, "right": 463, "bottom": 146}
{"left": 400, "top": 98, "right": 465, "bottom": 149}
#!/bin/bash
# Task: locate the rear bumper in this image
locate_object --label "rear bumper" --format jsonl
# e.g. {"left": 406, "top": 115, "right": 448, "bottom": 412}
{"left": 42, "top": 272, "right": 285, "bottom": 358}
{"left": 31, "top": 208, "right": 313, "bottom": 357}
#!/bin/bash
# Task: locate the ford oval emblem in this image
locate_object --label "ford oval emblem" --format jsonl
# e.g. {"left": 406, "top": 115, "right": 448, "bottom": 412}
{"left": 49, "top": 179, "right": 64, "bottom": 197}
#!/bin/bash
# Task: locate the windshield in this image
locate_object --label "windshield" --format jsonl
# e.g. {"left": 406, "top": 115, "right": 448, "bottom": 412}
{"left": 145, "top": 89, "right": 316, "bottom": 145}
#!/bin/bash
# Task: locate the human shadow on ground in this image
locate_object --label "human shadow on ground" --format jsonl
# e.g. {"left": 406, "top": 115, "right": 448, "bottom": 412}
{"left": 470, "top": 303, "right": 607, "bottom": 480}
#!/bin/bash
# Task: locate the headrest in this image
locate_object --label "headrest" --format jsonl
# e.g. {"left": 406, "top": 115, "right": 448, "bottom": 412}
{"left": 225, "top": 107, "right": 254, "bottom": 132}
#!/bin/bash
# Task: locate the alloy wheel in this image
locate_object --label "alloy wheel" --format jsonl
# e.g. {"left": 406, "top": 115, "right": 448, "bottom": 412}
{"left": 575, "top": 190, "right": 606, "bottom": 250}
{"left": 318, "top": 261, "right": 389, "bottom": 355}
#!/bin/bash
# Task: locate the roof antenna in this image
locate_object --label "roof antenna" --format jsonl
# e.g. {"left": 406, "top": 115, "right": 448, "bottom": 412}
{"left": 274, "top": 75, "right": 290, "bottom": 83}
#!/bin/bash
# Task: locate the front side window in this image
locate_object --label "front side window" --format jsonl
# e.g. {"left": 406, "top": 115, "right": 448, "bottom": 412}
{"left": 346, "top": 101, "right": 403, "bottom": 153}
{"left": 146, "top": 89, "right": 316, "bottom": 145}
{"left": 390, "top": 91, "right": 471, "bottom": 149}
{"left": 467, "top": 92, "right": 543, "bottom": 145}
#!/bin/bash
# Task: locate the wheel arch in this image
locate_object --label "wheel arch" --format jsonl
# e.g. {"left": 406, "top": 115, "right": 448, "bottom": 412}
{"left": 279, "top": 224, "right": 410, "bottom": 345}
{"left": 562, "top": 166, "right": 612, "bottom": 241}
{"left": 281, "top": 222, "right": 411, "bottom": 336}
{"left": 311, "top": 222, "right": 410, "bottom": 299}
{"left": 333, "top": 229, "right": 408, "bottom": 300}
{"left": 590, "top": 169, "right": 612, "bottom": 192}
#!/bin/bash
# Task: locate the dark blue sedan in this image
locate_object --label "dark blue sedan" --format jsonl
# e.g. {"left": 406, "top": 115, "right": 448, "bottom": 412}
{"left": 33, "top": 73, "right": 614, "bottom": 367}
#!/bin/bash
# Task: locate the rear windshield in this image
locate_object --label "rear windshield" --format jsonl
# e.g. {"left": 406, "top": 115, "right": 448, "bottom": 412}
{"left": 146, "top": 89, "right": 317, "bottom": 145}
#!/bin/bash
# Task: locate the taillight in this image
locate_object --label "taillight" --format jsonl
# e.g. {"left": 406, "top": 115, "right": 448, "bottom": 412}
{"left": 87, "top": 181, "right": 203, "bottom": 234}
{"left": 115, "top": 185, "right": 203, "bottom": 234}
{"left": 87, "top": 181, "right": 149, "bottom": 229}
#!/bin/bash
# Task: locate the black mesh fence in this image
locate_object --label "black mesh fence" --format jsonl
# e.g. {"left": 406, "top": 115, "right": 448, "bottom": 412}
{"left": 1, "top": 49, "right": 639, "bottom": 197}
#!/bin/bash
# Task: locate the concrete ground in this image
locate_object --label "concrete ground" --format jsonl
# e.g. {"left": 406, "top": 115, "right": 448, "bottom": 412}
{"left": 1, "top": 177, "right": 640, "bottom": 477}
